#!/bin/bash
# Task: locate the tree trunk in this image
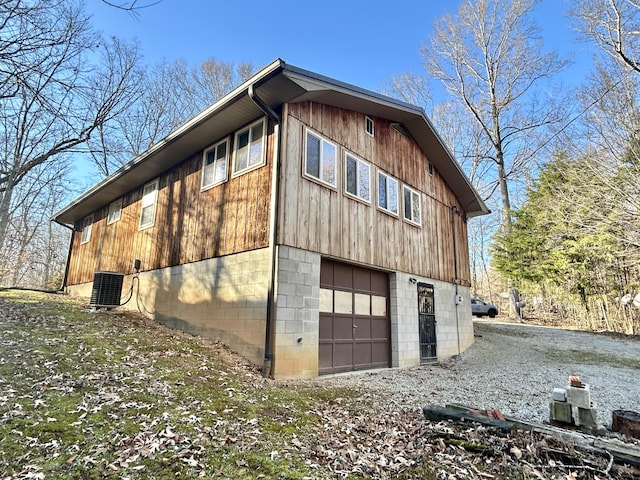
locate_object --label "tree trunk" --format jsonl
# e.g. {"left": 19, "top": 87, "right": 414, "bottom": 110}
{"left": 0, "top": 176, "right": 16, "bottom": 254}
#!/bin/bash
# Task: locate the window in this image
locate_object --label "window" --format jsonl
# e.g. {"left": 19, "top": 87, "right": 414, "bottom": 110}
{"left": 403, "top": 185, "right": 422, "bottom": 226}
{"left": 428, "top": 162, "right": 434, "bottom": 176}
{"left": 80, "top": 214, "right": 93, "bottom": 244}
{"left": 377, "top": 171, "right": 399, "bottom": 215}
{"left": 233, "top": 118, "right": 265, "bottom": 176}
{"left": 107, "top": 198, "right": 122, "bottom": 225}
{"left": 139, "top": 179, "right": 158, "bottom": 230}
{"left": 344, "top": 153, "right": 371, "bottom": 203}
{"left": 304, "top": 129, "right": 337, "bottom": 187}
{"left": 365, "top": 116, "right": 374, "bottom": 137}
{"left": 202, "top": 138, "right": 229, "bottom": 189}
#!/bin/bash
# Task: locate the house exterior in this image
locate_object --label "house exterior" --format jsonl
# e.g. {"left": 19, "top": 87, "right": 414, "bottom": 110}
{"left": 53, "top": 59, "right": 489, "bottom": 379}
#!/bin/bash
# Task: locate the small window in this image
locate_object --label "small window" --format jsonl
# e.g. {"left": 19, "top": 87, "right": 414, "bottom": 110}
{"left": 139, "top": 179, "right": 158, "bottom": 230}
{"left": 202, "top": 138, "right": 229, "bottom": 189}
{"left": 304, "top": 128, "right": 337, "bottom": 187}
{"left": 80, "top": 214, "right": 93, "bottom": 244}
{"left": 377, "top": 171, "right": 399, "bottom": 215}
{"left": 403, "top": 185, "right": 422, "bottom": 226}
{"left": 233, "top": 118, "right": 266, "bottom": 176}
{"left": 107, "top": 198, "right": 122, "bottom": 225}
{"left": 344, "top": 153, "right": 371, "bottom": 203}
{"left": 428, "top": 162, "right": 434, "bottom": 176}
{"left": 365, "top": 116, "right": 374, "bottom": 137}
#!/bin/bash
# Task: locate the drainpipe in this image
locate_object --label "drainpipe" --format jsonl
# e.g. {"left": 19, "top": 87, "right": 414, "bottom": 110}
{"left": 248, "top": 81, "right": 281, "bottom": 378}
{"left": 53, "top": 219, "right": 75, "bottom": 293}
{"left": 451, "top": 205, "right": 461, "bottom": 355}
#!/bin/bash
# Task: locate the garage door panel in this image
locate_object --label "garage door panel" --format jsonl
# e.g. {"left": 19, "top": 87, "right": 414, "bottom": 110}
{"left": 334, "top": 263, "right": 353, "bottom": 289}
{"left": 319, "top": 314, "right": 333, "bottom": 341}
{"left": 371, "top": 318, "right": 388, "bottom": 338}
{"left": 370, "top": 271, "right": 387, "bottom": 295}
{"left": 353, "top": 343, "right": 372, "bottom": 366}
{"left": 334, "top": 343, "right": 353, "bottom": 368}
{"left": 354, "top": 317, "right": 372, "bottom": 339}
{"left": 334, "top": 316, "right": 354, "bottom": 340}
{"left": 372, "top": 342, "right": 389, "bottom": 363}
{"left": 318, "top": 343, "right": 334, "bottom": 369}
{"left": 353, "top": 268, "right": 371, "bottom": 291}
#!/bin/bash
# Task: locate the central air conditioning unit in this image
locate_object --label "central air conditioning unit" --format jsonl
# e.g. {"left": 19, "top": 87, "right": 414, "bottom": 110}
{"left": 90, "top": 271, "right": 124, "bottom": 308}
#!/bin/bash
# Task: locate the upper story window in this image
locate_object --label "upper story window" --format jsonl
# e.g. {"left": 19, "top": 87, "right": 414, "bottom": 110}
{"left": 232, "top": 118, "right": 266, "bottom": 176}
{"left": 344, "top": 153, "right": 371, "bottom": 203}
{"left": 428, "top": 162, "right": 434, "bottom": 176}
{"left": 304, "top": 128, "right": 337, "bottom": 188}
{"left": 403, "top": 185, "right": 422, "bottom": 226}
{"left": 377, "top": 171, "right": 399, "bottom": 215}
{"left": 365, "top": 116, "right": 374, "bottom": 137}
{"left": 202, "top": 138, "right": 229, "bottom": 189}
{"left": 139, "top": 179, "right": 158, "bottom": 230}
{"left": 80, "top": 214, "right": 93, "bottom": 244}
{"left": 107, "top": 198, "right": 122, "bottom": 225}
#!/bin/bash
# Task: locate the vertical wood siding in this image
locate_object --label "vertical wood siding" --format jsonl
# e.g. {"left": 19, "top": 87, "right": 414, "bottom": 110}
{"left": 67, "top": 121, "right": 274, "bottom": 286}
{"left": 279, "top": 102, "right": 471, "bottom": 286}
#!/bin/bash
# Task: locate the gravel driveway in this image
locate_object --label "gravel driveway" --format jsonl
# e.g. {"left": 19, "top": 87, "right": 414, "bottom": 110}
{"left": 318, "top": 320, "right": 640, "bottom": 428}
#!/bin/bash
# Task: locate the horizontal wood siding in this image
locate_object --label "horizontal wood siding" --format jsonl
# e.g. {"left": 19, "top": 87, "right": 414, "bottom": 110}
{"left": 279, "top": 102, "right": 471, "bottom": 286}
{"left": 67, "top": 121, "right": 274, "bottom": 286}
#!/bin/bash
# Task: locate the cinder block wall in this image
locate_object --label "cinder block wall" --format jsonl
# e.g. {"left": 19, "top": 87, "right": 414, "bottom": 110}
{"left": 390, "top": 272, "right": 474, "bottom": 365}
{"left": 271, "top": 246, "right": 321, "bottom": 378}
{"left": 67, "top": 248, "right": 271, "bottom": 366}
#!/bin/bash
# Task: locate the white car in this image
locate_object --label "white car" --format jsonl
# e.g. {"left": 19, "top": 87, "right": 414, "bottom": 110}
{"left": 471, "top": 297, "right": 498, "bottom": 318}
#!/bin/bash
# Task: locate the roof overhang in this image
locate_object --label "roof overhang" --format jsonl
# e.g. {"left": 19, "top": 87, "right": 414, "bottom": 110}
{"left": 53, "top": 59, "right": 488, "bottom": 225}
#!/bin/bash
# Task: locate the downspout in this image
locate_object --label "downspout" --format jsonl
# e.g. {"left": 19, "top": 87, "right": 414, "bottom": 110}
{"left": 248, "top": 82, "right": 281, "bottom": 378}
{"left": 53, "top": 219, "right": 75, "bottom": 293}
{"left": 451, "top": 205, "right": 461, "bottom": 355}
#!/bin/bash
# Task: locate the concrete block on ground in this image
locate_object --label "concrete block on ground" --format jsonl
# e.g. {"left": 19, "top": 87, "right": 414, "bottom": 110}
{"left": 549, "top": 400, "right": 573, "bottom": 424}
{"left": 566, "top": 385, "right": 591, "bottom": 409}
{"left": 551, "top": 388, "right": 567, "bottom": 402}
{"left": 573, "top": 405, "right": 598, "bottom": 427}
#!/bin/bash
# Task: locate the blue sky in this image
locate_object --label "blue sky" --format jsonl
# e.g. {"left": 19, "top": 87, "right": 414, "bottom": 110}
{"left": 85, "top": 0, "right": 592, "bottom": 96}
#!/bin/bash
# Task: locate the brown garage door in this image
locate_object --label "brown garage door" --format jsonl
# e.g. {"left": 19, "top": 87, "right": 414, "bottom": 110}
{"left": 319, "top": 259, "right": 390, "bottom": 375}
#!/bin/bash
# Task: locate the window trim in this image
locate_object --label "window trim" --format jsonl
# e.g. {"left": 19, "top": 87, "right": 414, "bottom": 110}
{"left": 201, "top": 137, "right": 230, "bottom": 191}
{"left": 107, "top": 198, "right": 123, "bottom": 225}
{"left": 402, "top": 184, "right": 422, "bottom": 227}
{"left": 376, "top": 170, "right": 399, "bottom": 217}
{"left": 365, "top": 116, "right": 374, "bottom": 137}
{"left": 231, "top": 117, "right": 267, "bottom": 178}
{"left": 139, "top": 179, "right": 159, "bottom": 231}
{"left": 344, "top": 152, "right": 371, "bottom": 204}
{"left": 303, "top": 127, "right": 338, "bottom": 189}
{"left": 80, "top": 214, "right": 93, "bottom": 244}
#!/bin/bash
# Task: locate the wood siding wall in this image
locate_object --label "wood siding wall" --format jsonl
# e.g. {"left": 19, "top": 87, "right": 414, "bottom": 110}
{"left": 279, "top": 102, "right": 471, "bottom": 285}
{"left": 67, "top": 121, "right": 274, "bottom": 286}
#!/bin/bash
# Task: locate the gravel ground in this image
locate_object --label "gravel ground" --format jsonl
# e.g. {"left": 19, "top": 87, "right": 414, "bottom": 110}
{"left": 317, "top": 320, "right": 640, "bottom": 429}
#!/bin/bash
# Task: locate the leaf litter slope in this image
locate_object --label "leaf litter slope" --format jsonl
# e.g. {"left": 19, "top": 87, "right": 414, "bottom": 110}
{"left": 0, "top": 291, "right": 639, "bottom": 479}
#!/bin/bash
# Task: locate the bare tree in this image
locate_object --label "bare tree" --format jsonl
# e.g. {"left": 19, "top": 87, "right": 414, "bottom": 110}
{"left": 0, "top": 0, "right": 143, "bottom": 251}
{"left": 91, "top": 58, "right": 255, "bottom": 176}
{"left": 572, "top": 0, "right": 640, "bottom": 74}
{"left": 423, "top": 0, "right": 569, "bottom": 229}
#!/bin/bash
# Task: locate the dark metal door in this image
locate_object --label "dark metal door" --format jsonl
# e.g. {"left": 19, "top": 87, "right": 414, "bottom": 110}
{"left": 418, "top": 283, "right": 437, "bottom": 362}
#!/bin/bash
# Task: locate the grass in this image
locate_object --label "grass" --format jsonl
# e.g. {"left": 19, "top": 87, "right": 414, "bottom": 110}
{"left": 544, "top": 347, "right": 640, "bottom": 371}
{"left": 0, "top": 290, "right": 354, "bottom": 479}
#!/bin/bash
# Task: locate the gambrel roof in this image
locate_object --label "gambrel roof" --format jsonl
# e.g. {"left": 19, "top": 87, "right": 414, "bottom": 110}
{"left": 53, "top": 59, "right": 488, "bottom": 225}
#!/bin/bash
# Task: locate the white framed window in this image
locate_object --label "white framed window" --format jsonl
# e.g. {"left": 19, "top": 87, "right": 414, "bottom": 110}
{"left": 365, "top": 116, "right": 374, "bottom": 137}
{"left": 202, "top": 138, "right": 229, "bottom": 189}
{"left": 232, "top": 118, "right": 266, "bottom": 176}
{"left": 344, "top": 153, "right": 371, "bottom": 203}
{"left": 107, "top": 198, "right": 123, "bottom": 225}
{"left": 80, "top": 214, "right": 93, "bottom": 244}
{"left": 377, "top": 171, "right": 399, "bottom": 216}
{"left": 403, "top": 185, "right": 422, "bottom": 226}
{"left": 304, "top": 128, "right": 337, "bottom": 188}
{"left": 139, "top": 179, "right": 159, "bottom": 230}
